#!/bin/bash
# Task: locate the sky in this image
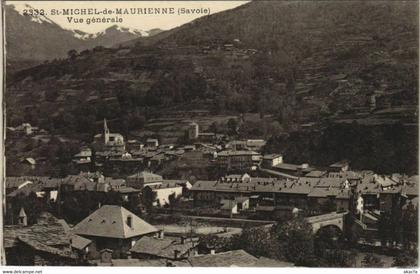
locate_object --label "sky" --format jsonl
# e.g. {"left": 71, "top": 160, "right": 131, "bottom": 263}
{"left": 7, "top": 1, "right": 248, "bottom": 33}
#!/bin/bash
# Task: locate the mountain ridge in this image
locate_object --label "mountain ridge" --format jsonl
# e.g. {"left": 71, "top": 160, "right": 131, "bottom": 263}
{"left": 5, "top": 4, "right": 163, "bottom": 71}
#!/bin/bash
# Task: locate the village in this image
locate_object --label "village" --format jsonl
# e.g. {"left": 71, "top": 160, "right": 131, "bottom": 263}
{"left": 3, "top": 118, "right": 418, "bottom": 267}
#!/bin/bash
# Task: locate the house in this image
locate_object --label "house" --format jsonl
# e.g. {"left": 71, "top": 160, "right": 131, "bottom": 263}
{"left": 143, "top": 182, "right": 184, "bottom": 207}
{"left": 163, "top": 179, "right": 192, "bottom": 196}
{"left": 336, "top": 189, "right": 351, "bottom": 212}
{"left": 197, "top": 132, "right": 216, "bottom": 143}
{"left": 130, "top": 235, "right": 198, "bottom": 260}
{"left": 235, "top": 196, "right": 250, "bottom": 211}
{"left": 191, "top": 177, "right": 304, "bottom": 208}
{"left": 228, "top": 140, "right": 247, "bottom": 151}
{"left": 73, "top": 148, "right": 92, "bottom": 170}
{"left": 72, "top": 205, "right": 158, "bottom": 259}
{"left": 379, "top": 186, "right": 403, "bottom": 213}
{"left": 22, "top": 158, "right": 36, "bottom": 169}
{"left": 187, "top": 122, "right": 199, "bottom": 140}
{"left": 220, "top": 199, "right": 238, "bottom": 216}
{"left": 262, "top": 154, "right": 283, "bottom": 168}
{"left": 216, "top": 150, "right": 262, "bottom": 171}
{"left": 73, "top": 148, "right": 92, "bottom": 162}
{"left": 307, "top": 187, "right": 340, "bottom": 211}
{"left": 4, "top": 212, "right": 80, "bottom": 265}
{"left": 9, "top": 123, "right": 38, "bottom": 136}
{"left": 246, "top": 139, "right": 266, "bottom": 151}
{"left": 272, "top": 162, "right": 313, "bottom": 176}
{"left": 329, "top": 160, "right": 350, "bottom": 172}
{"left": 126, "top": 171, "right": 163, "bottom": 189}
{"left": 126, "top": 140, "right": 144, "bottom": 151}
{"left": 61, "top": 175, "right": 97, "bottom": 192}
{"left": 146, "top": 138, "right": 159, "bottom": 148}
{"left": 373, "top": 174, "right": 399, "bottom": 190}
{"left": 220, "top": 197, "right": 250, "bottom": 216}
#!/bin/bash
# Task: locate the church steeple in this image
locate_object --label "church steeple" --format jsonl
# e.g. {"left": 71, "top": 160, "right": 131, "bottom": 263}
{"left": 104, "top": 118, "right": 110, "bottom": 144}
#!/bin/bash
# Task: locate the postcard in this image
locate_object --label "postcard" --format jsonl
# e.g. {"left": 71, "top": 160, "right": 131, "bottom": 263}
{"left": 1, "top": 0, "right": 418, "bottom": 270}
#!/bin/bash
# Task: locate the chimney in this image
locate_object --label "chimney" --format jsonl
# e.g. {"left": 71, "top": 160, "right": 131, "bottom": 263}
{"left": 158, "top": 230, "right": 165, "bottom": 239}
{"left": 174, "top": 250, "right": 180, "bottom": 260}
{"left": 210, "top": 249, "right": 216, "bottom": 255}
{"left": 18, "top": 208, "right": 28, "bottom": 227}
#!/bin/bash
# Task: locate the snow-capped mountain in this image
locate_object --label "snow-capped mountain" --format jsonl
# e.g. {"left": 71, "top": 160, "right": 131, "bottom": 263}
{"left": 5, "top": 4, "right": 161, "bottom": 71}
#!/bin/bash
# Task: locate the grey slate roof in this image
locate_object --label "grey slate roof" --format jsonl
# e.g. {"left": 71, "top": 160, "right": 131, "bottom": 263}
{"left": 72, "top": 205, "right": 158, "bottom": 239}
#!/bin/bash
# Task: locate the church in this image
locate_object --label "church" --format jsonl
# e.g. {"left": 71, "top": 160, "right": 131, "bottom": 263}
{"left": 93, "top": 119, "right": 126, "bottom": 152}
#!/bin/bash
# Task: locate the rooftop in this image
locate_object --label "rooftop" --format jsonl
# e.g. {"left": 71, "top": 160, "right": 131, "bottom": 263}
{"left": 263, "top": 154, "right": 283, "bottom": 160}
{"left": 146, "top": 182, "right": 183, "bottom": 190}
{"left": 188, "top": 250, "right": 258, "bottom": 267}
{"left": 130, "top": 236, "right": 198, "bottom": 259}
{"left": 72, "top": 205, "right": 158, "bottom": 239}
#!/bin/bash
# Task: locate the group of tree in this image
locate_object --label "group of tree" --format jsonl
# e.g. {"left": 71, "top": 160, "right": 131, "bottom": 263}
{"left": 198, "top": 217, "right": 363, "bottom": 267}
{"left": 263, "top": 122, "right": 418, "bottom": 174}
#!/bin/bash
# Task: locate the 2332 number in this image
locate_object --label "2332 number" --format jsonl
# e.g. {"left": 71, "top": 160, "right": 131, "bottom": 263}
{"left": 23, "top": 9, "right": 46, "bottom": 16}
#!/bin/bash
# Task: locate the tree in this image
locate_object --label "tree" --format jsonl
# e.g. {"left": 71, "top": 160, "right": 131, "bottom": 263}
{"left": 362, "top": 253, "right": 384, "bottom": 267}
{"left": 392, "top": 249, "right": 418, "bottom": 268}
{"left": 240, "top": 226, "right": 281, "bottom": 259}
{"left": 209, "top": 122, "right": 219, "bottom": 134}
{"left": 275, "top": 217, "right": 315, "bottom": 264}
{"left": 67, "top": 49, "right": 78, "bottom": 60}
{"left": 227, "top": 118, "right": 239, "bottom": 135}
{"left": 198, "top": 234, "right": 241, "bottom": 253}
{"left": 141, "top": 188, "right": 157, "bottom": 211}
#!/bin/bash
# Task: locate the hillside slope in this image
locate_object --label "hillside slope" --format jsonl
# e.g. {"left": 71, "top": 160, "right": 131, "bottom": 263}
{"left": 7, "top": 1, "right": 418, "bottom": 130}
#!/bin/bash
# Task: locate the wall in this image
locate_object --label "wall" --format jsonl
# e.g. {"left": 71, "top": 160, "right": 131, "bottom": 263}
{"left": 154, "top": 187, "right": 183, "bottom": 207}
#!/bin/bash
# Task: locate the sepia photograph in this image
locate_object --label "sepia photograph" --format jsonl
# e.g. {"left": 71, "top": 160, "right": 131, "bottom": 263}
{"left": 0, "top": 0, "right": 418, "bottom": 269}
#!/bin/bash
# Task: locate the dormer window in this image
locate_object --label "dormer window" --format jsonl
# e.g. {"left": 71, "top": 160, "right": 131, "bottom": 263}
{"left": 127, "top": 215, "right": 132, "bottom": 228}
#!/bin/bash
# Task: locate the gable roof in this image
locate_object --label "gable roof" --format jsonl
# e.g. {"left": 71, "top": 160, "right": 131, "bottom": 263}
{"left": 70, "top": 234, "right": 92, "bottom": 250}
{"left": 72, "top": 205, "right": 158, "bottom": 239}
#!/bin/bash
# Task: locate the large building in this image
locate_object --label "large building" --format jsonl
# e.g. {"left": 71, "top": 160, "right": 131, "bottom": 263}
{"left": 72, "top": 205, "right": 158, "bottom": 260}
{"left": 216, "top": 150, "right": 262, "bottom": 171}
{"left": 126, "top": 171, "right": 163, "bottom": 189}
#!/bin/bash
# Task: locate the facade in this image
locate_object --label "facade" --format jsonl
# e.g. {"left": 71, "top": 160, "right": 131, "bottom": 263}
{"left": 188, "top": 122, "right": 199, "bottom": 140}
{"left": 262, "top": 154, "right": 283, "bottom": 168}
{"left": 143, "top": 182, "right": 184, "bottom": 207}
{"left": 217, "top": 150, "right": 262, "bottom": 171}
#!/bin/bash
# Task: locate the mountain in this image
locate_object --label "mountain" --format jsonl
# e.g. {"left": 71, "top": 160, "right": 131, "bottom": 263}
{"left": 5, "top": 4, "right": 161, "bottom": 71}
{"left": 6, "top": 1, "right": 418, "bottom": 173}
